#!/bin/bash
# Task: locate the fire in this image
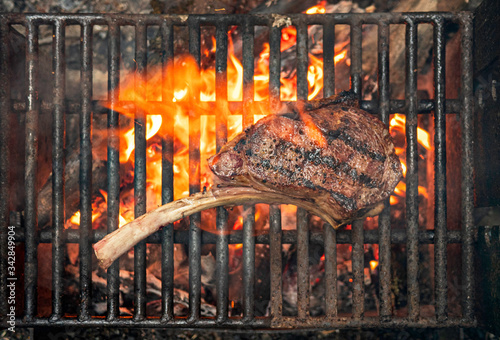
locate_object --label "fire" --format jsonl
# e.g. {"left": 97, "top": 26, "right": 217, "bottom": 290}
{"left": 369, "top": 260, "right": 378, "bottom": 271}
{"left": 65, "top": 1, "right": 432, "bottom": 238}
{"left": 253, "top": 21, "right": 346, "bottom": 102}
{"left": 98, "top": 190, "right": 130, "bottom": 228}
{"left": 306, "top": 1, "right": 327, "bottom": 14}
{"left": 67, "top": 210, "right": 100, "bottom": 228}
{"left": 390, "top": 114, "right": 431, "bottom": 150}
{"left": 308, "top": 53, "right": 325, "bottom": 100}
{"left": 120, "top": 115, "right": 163, "bottom": 163}
{"left": 389, "top": 114, "right": 432, "bottom": 205}
{"left": 401, "top": 162, "right": 407, "bottom": 176}
{"left": 334, "top": 50, "right": 347, "bottom": 64}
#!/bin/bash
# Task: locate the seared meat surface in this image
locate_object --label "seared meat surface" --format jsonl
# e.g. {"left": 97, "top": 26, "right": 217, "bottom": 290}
{"left": 208, "top": 93, "right": 402, "bottom": 225}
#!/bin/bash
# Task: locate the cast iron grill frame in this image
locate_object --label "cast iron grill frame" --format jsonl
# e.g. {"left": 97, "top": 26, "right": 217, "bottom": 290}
{"left": 0, "top": 11, "right": 475, "bottom": 329}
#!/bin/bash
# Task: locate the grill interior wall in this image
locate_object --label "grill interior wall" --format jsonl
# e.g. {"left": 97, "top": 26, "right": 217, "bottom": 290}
{"left": 0, "top": 12, "right": 476, "bottom": 329}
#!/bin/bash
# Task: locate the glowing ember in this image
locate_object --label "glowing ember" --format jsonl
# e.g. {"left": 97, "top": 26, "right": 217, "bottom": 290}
{"left": 369, "top": 260, "right": 378, "bottom": 271}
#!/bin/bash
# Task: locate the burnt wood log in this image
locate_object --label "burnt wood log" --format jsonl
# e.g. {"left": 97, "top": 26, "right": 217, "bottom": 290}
{"left": 7, "top": 27, "right": 54, "bottom": 212}
{"left": 37, "top": 143, "right": 107, "bottom": 230}
{"left": 360, "top": 0, "right": 466, "bottom": 99}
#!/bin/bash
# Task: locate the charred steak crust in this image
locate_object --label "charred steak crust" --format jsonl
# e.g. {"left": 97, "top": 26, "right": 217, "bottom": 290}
{"left": 208, "top": 94, "right": 402, "bottom": 224}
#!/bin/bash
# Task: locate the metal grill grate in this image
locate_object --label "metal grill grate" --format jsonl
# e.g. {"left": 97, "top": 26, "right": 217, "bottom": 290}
{"left": 0, "top": 12, "right": 475, "bottom": 329}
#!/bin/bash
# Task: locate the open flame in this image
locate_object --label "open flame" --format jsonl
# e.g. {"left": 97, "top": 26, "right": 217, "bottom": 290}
{"left": 388, "top": 114, "right": 431, "bottom": 205}
{"left": 306, "top": 1, "right": 327, "bottom": 14}
{"left": 66, "top": 1, "right": 431, "bottom": 234}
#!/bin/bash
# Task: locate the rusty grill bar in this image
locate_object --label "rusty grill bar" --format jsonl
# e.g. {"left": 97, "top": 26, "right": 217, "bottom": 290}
{"left": 0, "top": 12, "right": 476, "bottom": 329}
{"left": 405, "top": 19, "right": 419, "bottom": 321}
{"left": 79, "top": 22, "right": 93, "bottom": 321}
{"left": 106, "top": 22, "right": 121, "bottom": 321}
{"left": 433, "top": 17, "right": 447, "bottom": 322}
{"left": 133, "top": 22, "right": 148, "bottom": 322}
{"left": 160, "top": 20, "right": 175, "bottom": 322}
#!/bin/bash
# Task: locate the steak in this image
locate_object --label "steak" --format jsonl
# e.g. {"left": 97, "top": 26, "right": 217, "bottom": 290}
{"left": 94, "top": 92, "right": 403, "bottom": 269}
{"left": 208, "top": 92, "right": 402, "bottom": 225}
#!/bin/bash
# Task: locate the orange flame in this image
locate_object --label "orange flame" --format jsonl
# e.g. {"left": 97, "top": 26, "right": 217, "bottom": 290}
{"left": 390, "top": 114, "right": 431, "bottom": 151}
{"left": 306, "top": 1, "right": 327, "bottom": 14}
{"left": 80, "top": 1, "right": 432, "bottom": 239}
{"left": 389, "top": 114, "right": 432, "bottom": 205}
{"left": 66, "top": 210, "right": 100, "bottom": 228}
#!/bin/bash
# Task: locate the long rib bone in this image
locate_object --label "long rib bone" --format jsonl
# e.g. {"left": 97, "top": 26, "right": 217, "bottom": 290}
{"left": 93, "top": 186, "right": 340, "bottom": 270}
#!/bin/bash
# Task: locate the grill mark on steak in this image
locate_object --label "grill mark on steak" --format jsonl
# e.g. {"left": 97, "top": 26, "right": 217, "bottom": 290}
{"left": 247, "top": 140, "right": 381, "bottom": 189}
{"left": 326, "top": 128, "right": 387, "bottom": 162}
{"left": 300, "top": 179, "right": 357, "bottom": 211}
{"left": 261, "top": 162, "right": 295, "bottom": 179}
{"left": 285, "top": 141, "right": 380, "bottom": 188}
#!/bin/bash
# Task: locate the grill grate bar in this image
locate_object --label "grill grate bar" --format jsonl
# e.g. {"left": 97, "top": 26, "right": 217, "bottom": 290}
{"left": 160, "top": 20, "right": 175, "bottom": 322}
{"left": 242, "top": 18, "right": 255, "bottom": 128}
{"left": 296, "top": 19, "right": 310, "bottom": 321}
{"left": 269, "top": 26, "right": 281, "bottom": 110}
{"left": 215, "top": 22, "right": 230, "bottom": 323}
{"left": 188, "top": 18, "right": 202, "bottom": 322}
{"left": 269, "top": 206, "right": 282, "bottom": 320}
{"left": 352, "top": 220, "right": 364, "bottom": 320}
{"left": 106, "top": 22, "right": 121, "bottom": 321}
{"left": 241, "top": 19, "right": 256, "bottom": 322}
{"left": 78, "top": 22, "right": 93, "bottom": 321}
{"left": 350, "top": 20, "right": 362, "bottom": 97}
{"left": 133, "top": 22, "right": 148, "bottom": 321}
{"left": 13, "top": 228, "right": 467, "bottom": 244}
{"left": 215, "top": 206, "right": 229, "bottom": 322}
{"left": 24, "top": 20, "right": 40, "bottom": 320}
{"left": 242, "top": 204, "right": 255, "bottom": 320}
{"left": 433, "top": 18, "right": 448, "bottom": 322}
{"left": 350, "top": 18, "right": 364, "bottom": 321}
{"left": 6, "top": 315, "right": 478, "bottom": 328}
{"left": 459, "top": 13, "right": 474, "bottom": 321}
{"left": 297, "top": 209, "right": 310, "bottom": 319}
{"left": 51, "top": 19, "right": 66, "bottom": 321}
{"left": 10, "top": 98, "right": 466, "bottom": 116}
{"left": 322, "top": 23, "right": 335, "bottom": 97}
{"left": 0, "top": 12, "right": 469, "bottom": 27}
{"left": 268, "top": 23, "right": 282, "bottom": 322}
{"left": 377, "top": 20, "right": 391, "bottom": 322}
{"left": 405, "top": 20, "right": 420, "bottom": 321}
{"left": 324, "top": 223, "right": 337, "bottom": 317}
{"left": 0, "top": 21, "right": 11, "bottom": 319}
{"left": 296, "top": 21, "right": 308, "bottom": 101}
